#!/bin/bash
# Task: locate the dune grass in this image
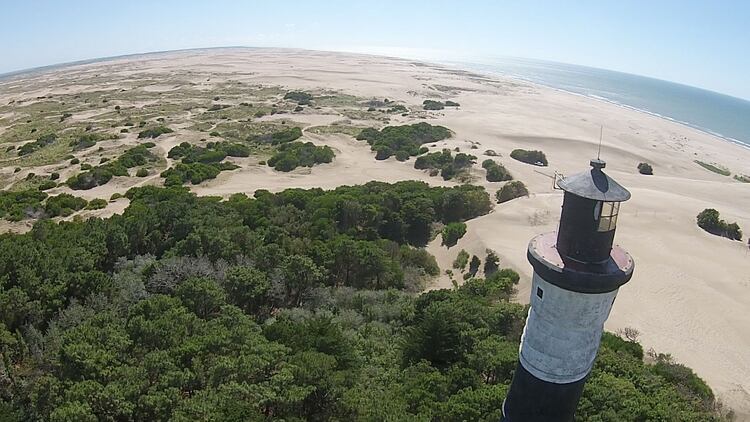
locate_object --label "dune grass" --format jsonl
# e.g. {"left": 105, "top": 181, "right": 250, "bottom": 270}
{"left": 694, "top": 160, "right": 730, "bottom": 176}
{"left": 307, "top": 124, "right": 363, "bottom": 137}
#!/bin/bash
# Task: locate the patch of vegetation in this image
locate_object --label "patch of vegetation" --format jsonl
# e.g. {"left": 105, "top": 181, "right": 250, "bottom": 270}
{"left": 423, "top": 100, "right": 445, "bottom": 110}
{"left": 208, "top": 104, "right": 231, "bottom": 112}
{"left": 734, "top": 174, "right": 750, "bottom": 183}
{"left": 696, "top": 208, "right": 742, "bottom": 240}
{"left": 442, "top": 222, "right": 467, "bottom": 247}
{"left": 9, "top": 173, "right": 54, "bottom": 192}
{"left": 67, "top": 145, "right": 159, "bottom": 190}
{"left": 496, "top": 181, "right": 529, "bottom": 204}
{"left": 267, "top": 142, "right": 335, "bottom": 172}
{"left": 415, "top": 149, "right": 476, "bottom": 180}
{"left": 85, "top": 198, "right": 108, "bottom": 210}
{"left": 69, "top": 133, "right": 102, "bottom": 150}
{"left": 284, "top": 91, "right": 313, "bottom": 105}
{"left": 694, "top": 160, "right": 730, "bottom": 176}
{"left": 485, "top": 149, "right": 498, "bottom": 157}
{"left": 168, "top": 141, "right": 250, "bottom": 165}
{"left": 0, "top": 190, "right": 48, "bottom": 221}
{"left": 445, "top": 100, "right": 460, "bottom": 107}
{"left": 137, "top": 125, "right": 174, "bottom": 139}
{"left": 637, "top": 162, "right": 654, "bottom": 175}
{"left": 161, "top": 162, "right": 239, "bottom": 186}
{"left": 482, "top": 159, "right": 513, "bottom": 182}
{"left": 307, "top": 124, "right": 363, "bottom": 137}
{"left": 510, "top": 149, "right": 548, "bottom": 166}
{"left": 37, "top": 180, "right": 57, "bottom": 191}
{"left": 452, "top": 249, "right": 470, "bottom": 270}
{"left": 18, "top": 133, "right": 56, "bottom": 156}
{"left": 250, "top": 126, "right": 303, "bottom": 145}
{"left": 357, "top": 123, "right": 452, "bottom": 160}
{"left": 386, "top": 104, "right": 408, "bottom": 113}
{"left": 136, "top": 168, "right": 149, "bottom": 177}
{"left": 44, "top": 193, "right": 88, "bottom": 217}
{"left": 313, "top": 93, "right": 361, "bottom": 108}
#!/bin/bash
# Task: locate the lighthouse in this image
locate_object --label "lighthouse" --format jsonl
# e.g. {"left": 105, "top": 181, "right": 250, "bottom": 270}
{"left": 502, "top": 159, "right": 635, "bottom": 421}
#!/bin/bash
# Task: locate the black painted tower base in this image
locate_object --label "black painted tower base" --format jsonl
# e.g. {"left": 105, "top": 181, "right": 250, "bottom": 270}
{"left": 501, "top": 363, "right": 587, "bottom": 422}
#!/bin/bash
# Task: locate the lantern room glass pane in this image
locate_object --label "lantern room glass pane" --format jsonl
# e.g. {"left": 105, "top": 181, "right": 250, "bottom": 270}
{"left": 597, "top": 201, "right": 620, "bottom": 231}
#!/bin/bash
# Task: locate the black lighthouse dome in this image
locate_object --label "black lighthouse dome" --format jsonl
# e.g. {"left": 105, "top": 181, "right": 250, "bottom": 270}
{"left": 556, "top": 159, "right": 631, "bottom": 202}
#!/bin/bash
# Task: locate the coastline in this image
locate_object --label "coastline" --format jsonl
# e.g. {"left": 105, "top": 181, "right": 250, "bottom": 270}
{"left": 436, "top": 59, "right": 750, "bottom": 152}
{"left": 2, "top": 46, "right": 748, "bottom": 153}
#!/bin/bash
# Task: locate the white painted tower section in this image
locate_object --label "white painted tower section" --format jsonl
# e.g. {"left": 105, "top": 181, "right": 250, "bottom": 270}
{"left": 518, "top": 272, "right": 618, "bottom": 384}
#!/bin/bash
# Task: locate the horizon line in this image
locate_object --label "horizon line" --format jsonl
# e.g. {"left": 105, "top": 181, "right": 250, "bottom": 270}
{"left": 1, "top": 45, "right": 749, "bottom": 104}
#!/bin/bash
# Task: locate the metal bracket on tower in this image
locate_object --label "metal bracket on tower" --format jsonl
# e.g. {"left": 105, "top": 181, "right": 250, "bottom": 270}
{"left": 553, "top": 172, "right": 565, "bottom": 190}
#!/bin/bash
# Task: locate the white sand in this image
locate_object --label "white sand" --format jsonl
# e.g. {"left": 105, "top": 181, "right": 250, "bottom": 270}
{"left": 1, "top": 48, "right": 749, "bottom": 415}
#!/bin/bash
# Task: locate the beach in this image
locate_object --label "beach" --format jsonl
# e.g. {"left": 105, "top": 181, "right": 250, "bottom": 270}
{"left": 1, "top": 48, "right": 748, "bottom": 416}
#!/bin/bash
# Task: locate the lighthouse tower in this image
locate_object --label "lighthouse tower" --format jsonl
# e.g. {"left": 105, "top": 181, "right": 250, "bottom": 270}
{"left": 502, "top": 159, "right": 635, "bottom": 421}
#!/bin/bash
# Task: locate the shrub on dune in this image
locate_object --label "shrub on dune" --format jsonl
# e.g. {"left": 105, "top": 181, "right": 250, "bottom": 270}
{"left": 496, "top": 181, "right": 529, "bottom": 204}
{"left": 510, "top": 149, "right": 548, "bottom": 166}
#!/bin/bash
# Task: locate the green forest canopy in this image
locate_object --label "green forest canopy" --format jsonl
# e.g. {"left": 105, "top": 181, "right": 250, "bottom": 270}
{"left": 0, "top": 182, "right": 726, "bottom": 421}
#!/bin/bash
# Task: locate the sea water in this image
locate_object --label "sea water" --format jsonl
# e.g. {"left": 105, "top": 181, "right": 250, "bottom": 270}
{"left": 449, "top": 57, "right": 750, "bottom": 149}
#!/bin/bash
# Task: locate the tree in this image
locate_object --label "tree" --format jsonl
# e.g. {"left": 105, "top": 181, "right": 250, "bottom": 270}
{"left": 637, "top": 162, "right": 653, "bottom": 175}
{"left": 452, "top": 249, "right": 469, "bottom": 271}
{"left": 423, "top": 100, "right": 445, "bottom": 110}
{"left": 510, "top": 149, "right": 548, "bottom": 166}
{"left": 496, "top": 181, "right": 529, "bottom": 204}
{"left": 403, "top": 301, "right": 467, "bottom": 368}
{"left": 697, "top": 208, "right": 743, "bottom": 240}
{"left": 223, "top": 266, "right": 270, "bottom": 318}
{"left": 484, "top": 250, "right": 499, "bottom": 275}
{"left": 442, "top": 222, "right": 467, "bottom": 247}
{"left": 483, "top": 160, "right": 513, "bottom": 182}
{"left": 468, "top": 255, "right": 481, "bottom": 276}
{"left": 280, "top": 255, "right": 323, "bottom": 307}
{"left": 175, "top": 277, "right": 227, "bottom": 318}
{"left": 467, "top": 335, "right": 517, "bottom": 383}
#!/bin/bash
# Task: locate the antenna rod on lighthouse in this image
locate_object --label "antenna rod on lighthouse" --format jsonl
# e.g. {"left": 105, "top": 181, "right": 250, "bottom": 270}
{"left": 597, "top": 125, "right": 603, "bottom": 160}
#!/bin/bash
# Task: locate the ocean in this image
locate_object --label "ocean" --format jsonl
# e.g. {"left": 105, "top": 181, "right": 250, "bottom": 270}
{"left": 447, "top": 57, "right": 750, "bottom": 149}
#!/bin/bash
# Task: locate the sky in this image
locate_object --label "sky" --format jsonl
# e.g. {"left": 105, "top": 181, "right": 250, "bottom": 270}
{"left": 1, "top": 1, "right": 749, "bottom": 100}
